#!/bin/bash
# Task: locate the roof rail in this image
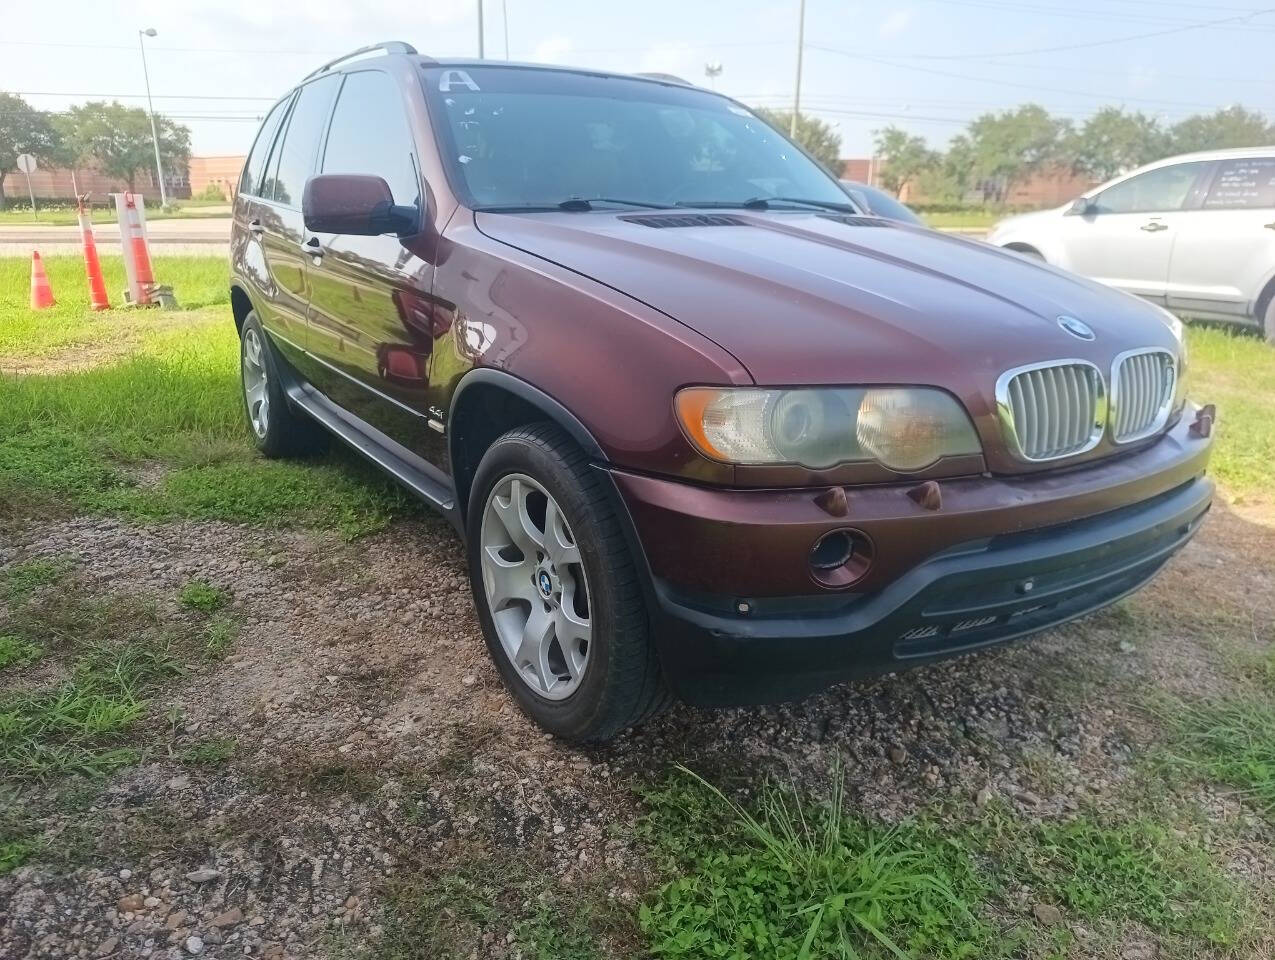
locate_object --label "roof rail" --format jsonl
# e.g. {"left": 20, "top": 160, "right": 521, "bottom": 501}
{"left": 633, "top": 71, "right": 693, "bottom": 87}
{"left": 304, "top": 41, "right": 421, "bottom": 80}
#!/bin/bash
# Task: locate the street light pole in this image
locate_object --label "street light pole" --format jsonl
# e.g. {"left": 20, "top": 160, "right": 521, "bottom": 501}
{"left": 477, "top": 0, "right": 485, "bottom": 58}
{"left": 502, "top": 0, "right": 510, "bottom": 60}
{"left": 790, "top": 0, "right": 805, "bottom": 138}
{"left": 138, "top": 27, "right": 168, "bottom": 208}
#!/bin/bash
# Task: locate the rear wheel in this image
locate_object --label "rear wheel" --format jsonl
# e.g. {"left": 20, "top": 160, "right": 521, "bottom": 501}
{"left": 466, "top": 423, "right": 669, "bottom": 741}
{"left": 1263, "top": 293, "right": 1275, "bottom": 345}
{"left": 239, "top": 312, "right": 327, "bottom": 458}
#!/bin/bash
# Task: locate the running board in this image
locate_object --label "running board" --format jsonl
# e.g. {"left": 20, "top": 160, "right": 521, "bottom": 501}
{"left": 285, "top": 381, "right": 460, "bottom": 523}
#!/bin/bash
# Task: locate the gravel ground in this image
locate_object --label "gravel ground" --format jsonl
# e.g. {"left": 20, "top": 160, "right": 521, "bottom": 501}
{"left": 2, "top": 500, "right": 1273, "bottom": 959}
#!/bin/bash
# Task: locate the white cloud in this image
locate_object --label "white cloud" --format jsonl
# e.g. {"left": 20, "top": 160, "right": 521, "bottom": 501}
{"left": 877, "top": 8, "right": 913, "bottom": 38}
{"left": 532, "top": 34, "right": 573, "bottom": 64}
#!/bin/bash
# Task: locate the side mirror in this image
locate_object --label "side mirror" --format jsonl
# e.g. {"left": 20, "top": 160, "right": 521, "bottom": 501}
{"left": 303, "top": 174, "right": 419, "bottom": 236}
{"left": 1068, "top": 196, "right": 1096, "bottom": 216}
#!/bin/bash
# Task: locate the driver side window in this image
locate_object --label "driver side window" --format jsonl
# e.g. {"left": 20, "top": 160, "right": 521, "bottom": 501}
{"left": 1090, "top": 162, "right": 1204, "bottom": 215}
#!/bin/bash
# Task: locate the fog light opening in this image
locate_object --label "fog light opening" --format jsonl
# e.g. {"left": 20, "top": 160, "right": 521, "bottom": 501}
{"left": 810, "top": 531, "right": 854, "bottom": 570}
{"left": 808, "top": 528, "right": 875, "bottom": 589}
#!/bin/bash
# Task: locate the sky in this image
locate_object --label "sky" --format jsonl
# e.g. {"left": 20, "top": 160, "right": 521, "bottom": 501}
{"left": 4, "top": 0, "right": 1275, "bottom": 159}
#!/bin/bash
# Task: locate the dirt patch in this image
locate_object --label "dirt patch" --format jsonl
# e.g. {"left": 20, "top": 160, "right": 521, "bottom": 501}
{"left": 2, "top": 502, "right": 1273, "bottom": 958}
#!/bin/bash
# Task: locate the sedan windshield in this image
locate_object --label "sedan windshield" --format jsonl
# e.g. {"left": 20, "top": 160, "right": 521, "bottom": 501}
{"left": 421, "top": 65, "right": 852, "bottom": 211}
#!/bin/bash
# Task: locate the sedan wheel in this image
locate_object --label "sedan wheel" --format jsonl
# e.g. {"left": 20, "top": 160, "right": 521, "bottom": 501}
{"left": 479, "top": 473, "right": 592, "bottom": 700}
{"left": 241, "top": 326, "right": 270, "bottom": 439}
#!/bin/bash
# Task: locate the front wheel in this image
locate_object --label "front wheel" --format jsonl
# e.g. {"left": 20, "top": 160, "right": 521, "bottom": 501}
{"left": 1263, "top": 294, "right": 1275, "bottom": 345}
{"left": 466, "top": 423, "right": 669, "bottom": 741}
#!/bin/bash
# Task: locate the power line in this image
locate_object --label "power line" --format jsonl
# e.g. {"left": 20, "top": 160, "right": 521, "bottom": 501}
{"left": 8, "top": 90, "right": 277, "bottom": 101}
{"left": 807, "top": 44, "right": 1237, "bottom": 109}
{"left": 882, "top": 5, "right": 1275, "bottom": 59}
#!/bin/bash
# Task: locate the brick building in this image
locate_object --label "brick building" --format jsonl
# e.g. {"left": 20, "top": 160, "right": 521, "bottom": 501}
{"left": 838, "top": 156, "right": 1098, "bottom": 208}
{"left": 188, "top": 155, "right": 246, "bottom": 199}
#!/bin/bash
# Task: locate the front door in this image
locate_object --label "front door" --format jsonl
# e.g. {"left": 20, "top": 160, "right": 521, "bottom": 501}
{"left": 303, "top": 68, "right": 437, "bottom": 456}
{"left": 1059, "top": 161, "right": 1209, "bottom": 304}
{"left": 253, "top": 74, "right": 340, "bottom": 360}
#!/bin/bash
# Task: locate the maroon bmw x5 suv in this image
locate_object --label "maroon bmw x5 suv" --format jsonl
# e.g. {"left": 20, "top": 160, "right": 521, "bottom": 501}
{"left": 230, "top": 43, "right": 1214, "bottom": 741}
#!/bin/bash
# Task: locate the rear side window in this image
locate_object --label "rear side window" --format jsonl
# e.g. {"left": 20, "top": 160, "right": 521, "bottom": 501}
{"left": 1092, "top": 162, "right": 1205, "bottom": 215}
{"left": 268, "top": 74, "right": 339, "bottom": 207}
{"left": 239, "top": 95, "right": 292, "bottom": 197}
{"left": 1202, "top": 157, "right": 1275, "bottom": 209}
{"left": 322, "top": 70, "right": 421, "bottom": 207}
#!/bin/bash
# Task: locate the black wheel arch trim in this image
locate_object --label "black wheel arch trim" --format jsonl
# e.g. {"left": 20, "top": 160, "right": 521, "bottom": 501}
{"left": 448, "top": 367, "right": 609, "bottom": 463}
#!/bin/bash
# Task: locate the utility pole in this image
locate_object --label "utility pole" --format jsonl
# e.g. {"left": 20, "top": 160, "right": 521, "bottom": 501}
{"left": 503, "top": 0, "right": 510, "bottom": 59}
{"left": 477, "top": 0, "right": 485, "bottom": 58}
{"left": 790, "top": 0, "right": 805, "bottom": 138}
{"left": 138, "top": 28, "right": 168, "bottom": 208}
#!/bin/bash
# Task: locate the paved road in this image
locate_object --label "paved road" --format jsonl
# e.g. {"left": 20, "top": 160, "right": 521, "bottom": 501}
{"left": 0, "top": 217, "right": 232, "bottom": 257}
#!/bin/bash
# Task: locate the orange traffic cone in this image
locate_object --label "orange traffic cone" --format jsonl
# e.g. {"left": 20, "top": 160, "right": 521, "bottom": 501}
{"left": 78, "top": 200, "right": 110, "bottom": 311}
{"left": 30, "top": 250, "right": 55, "bottom": 310}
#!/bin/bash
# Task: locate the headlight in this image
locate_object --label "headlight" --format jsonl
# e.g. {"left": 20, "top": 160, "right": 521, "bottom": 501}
{"left": 675, "top": 386, "right": 981, "bottom": 471}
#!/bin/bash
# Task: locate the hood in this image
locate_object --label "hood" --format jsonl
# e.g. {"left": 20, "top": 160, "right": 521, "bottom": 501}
{"left": 475, "top": 209, "right": 1178, "bottom": 388}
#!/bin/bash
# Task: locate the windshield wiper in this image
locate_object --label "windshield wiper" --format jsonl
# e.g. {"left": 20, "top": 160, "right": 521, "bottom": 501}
{"left": 676, "top": 197, "right": 857, "bottom": 213}
{"left": 555, "top": 197, "right": 673, "bottom": 211}
{"left": 474, "top": 198, "right": 673, "bottom": 213}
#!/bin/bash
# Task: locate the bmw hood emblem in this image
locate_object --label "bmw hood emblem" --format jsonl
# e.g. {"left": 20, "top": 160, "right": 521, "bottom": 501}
{"left": 1057, "top": 315, "right": 1095, "bottom": 341}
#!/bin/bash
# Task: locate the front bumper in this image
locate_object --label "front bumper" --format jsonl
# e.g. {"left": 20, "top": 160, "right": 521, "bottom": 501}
{"left": 609, "top": 415, "right": 1214, "bottom": 706}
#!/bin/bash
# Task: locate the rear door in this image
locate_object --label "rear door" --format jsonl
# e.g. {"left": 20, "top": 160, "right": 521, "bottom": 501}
{"left": 231, "top": 92, "right": 294, "bottom": 352}
{"left": 1167, "top": 156, "right": 1275, "bottom": 320}
{"left": 253, "top": 74, "right": 340, "bottom": 360}
{"left": 1058, "top": 161, "right": 1210, "bottom": 304}
{"left": 303, "top": 68, "right": 435, "bottom": 452}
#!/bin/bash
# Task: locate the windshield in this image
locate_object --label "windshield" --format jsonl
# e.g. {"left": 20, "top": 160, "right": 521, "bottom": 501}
{"left": 421, "top": 65, "right": 851, "bottom": 210}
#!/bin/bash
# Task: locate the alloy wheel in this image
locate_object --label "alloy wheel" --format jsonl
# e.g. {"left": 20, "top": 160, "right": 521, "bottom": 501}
{"left": 242, "top": 327, "right": 270, "bottom": 439}
{"left": 479, "top": 473, "right": 592, "bottom": 700}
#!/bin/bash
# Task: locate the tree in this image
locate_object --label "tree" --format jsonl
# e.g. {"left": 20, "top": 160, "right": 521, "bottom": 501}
{"left": 963, "top": 104, "right": 1071, "bottom": 202}
{"left": 872, "top": 126, "right": 939, "bottom": 197}
{"left": 0, "top": 93, "right": 63, "bottom": 210}
{"left": 1168, "top": 105, "right": 1274, "bottom": 154}
{"left": 59, "top": 101, "right": 191, "bottom": 195}
{"left": 1069, "top": 107, "right": 1167, "bottom": 181}
{"left": 753, "top": 108, "right": 843, "bottom": 171}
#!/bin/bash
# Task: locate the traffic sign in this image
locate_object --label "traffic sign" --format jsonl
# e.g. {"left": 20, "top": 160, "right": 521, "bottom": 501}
{"left": 16, "top": 154, "right": 37, "bottom": 174}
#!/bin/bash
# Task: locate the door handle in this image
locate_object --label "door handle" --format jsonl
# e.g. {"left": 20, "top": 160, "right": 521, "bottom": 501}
{"left": 1264, "top": 221, "right": 1275, "bottom": 230}
{"left": 1140, "top": 221, "right": 1168, "bottom": 232}
{"left": 248, "top": 218, "right": 264, "bottom": 235}
{"left": 301, "top": 236, "right": 324, "bottom": 258}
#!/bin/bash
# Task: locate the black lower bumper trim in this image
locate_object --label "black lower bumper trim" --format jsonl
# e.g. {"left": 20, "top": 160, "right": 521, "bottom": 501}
{"left": 651, "top": 475, "right": 1213, "bottom": 707}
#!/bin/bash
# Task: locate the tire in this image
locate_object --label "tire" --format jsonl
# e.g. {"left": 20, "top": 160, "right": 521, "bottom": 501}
{"left": 466, "top": 423, "right": 670, "bottom": 742}
{"left": 1263, "top": 293, "right": 1275, "bottom": 345}
{"left": 239, "top": 312, "right": 328, "bottom": 458}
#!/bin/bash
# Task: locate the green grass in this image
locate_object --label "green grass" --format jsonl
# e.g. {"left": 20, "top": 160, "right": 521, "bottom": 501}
{"left": 0, "top": 255, "right": 232, "bottom": 358}
{"left": 0, "top": 205, "right": 228, "bottom": 226}
{"left": 202, "top": 618, "right": 237, "bottom": 659}
{"left": 639, "top": 768, "right": 994, "bottom": 960}
{"left": 181, "top": 736, "right": 237, "bottom": 767}
{"left": 0, "top": 267, "right": 423, "bottom": 535}
{"left": 638, "top": 768, "right": 1254, "bottom": 959}
{"left": 0, "top": 634, "right": 43, "bottom": 670}
{"left": 2, "top": 558, "right": 65, "bottom": 604}
{"left": 1163, "top": 648, "right": 1275, "bottom": 819}
{"left": 178, "top": 579, "right": 230, "bottom": 613}
{"left": 923, "top": 209, "right": 1006, "bottom": 230}
{"left": 0, "top": 631, "right": 178, "bottom": 779}
{"left": 989, "top": 812, "right": 1247, "bottom": 949}
{"left": 1, "top": 583, "right": 182, "bottom": 780}
{"left": 1184, "top": 325, "right": 1275, "bottom": 506}
{"left": 363, "top": 860, "right": 627, "bottom": 960}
